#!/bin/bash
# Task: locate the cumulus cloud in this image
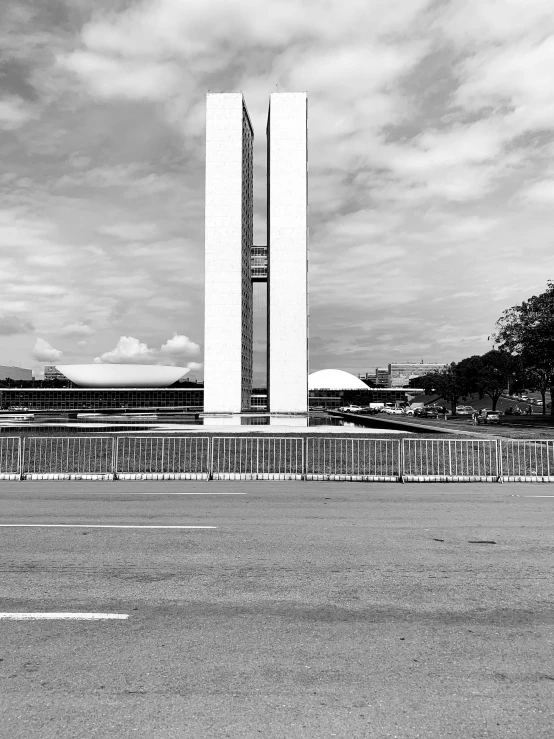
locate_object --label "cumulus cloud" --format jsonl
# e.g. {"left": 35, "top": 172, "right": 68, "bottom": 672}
{"left": 94, "top": 334, "right": 202, "bottom": 365}
{"left": 0, "top": 315, "right": 34, "bottom": 335}
{"left": 58, "top": 322, "right": 94, "bottom": 337}
{"left": 94, "top": 336, "right": 156, "bottom": 364}
{"left": 160, "top": 333, "right": 200, "bottom": 357}
{"left": 32, "top": 338, "right": 62, "bottom": 362}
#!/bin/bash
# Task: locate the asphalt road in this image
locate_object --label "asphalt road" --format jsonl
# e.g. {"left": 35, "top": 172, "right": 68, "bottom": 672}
{"left": 1, "top": 481, "right": 553, "bottom": 739}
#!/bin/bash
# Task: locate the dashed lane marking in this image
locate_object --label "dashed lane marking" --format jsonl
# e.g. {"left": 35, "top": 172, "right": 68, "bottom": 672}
{"left": 0, "top": 524, "right": 217, "bottom": 529}
{"left": 0, "top": 613, "right": 129, "bottom": 620}
{"left": 510, "top": 495, "right": 554, "bottom": 498}
{"left": 45, "top": 492, "right": 246, "bottom": 496}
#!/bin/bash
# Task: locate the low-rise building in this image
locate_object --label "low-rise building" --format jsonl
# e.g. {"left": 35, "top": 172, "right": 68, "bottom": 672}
{"left": 359, "top": 371, "right": 376, "bottom": 385}
{"left": 44, "top": 365, "right": 69, "bottom": 381}
{"left": 388, "top": 363, "right": 446, "bottom": 388}
{"left": 0, "top": 387, "right": 204, "bottom": 412}
{"left": 359, "top": 368, "right": 389, "bottom": 386}
{"left": 375, "top": 368, "right": 389, "bottom": 386}
{"left": 0, "top": 365, "right": 33, "bottom": 382}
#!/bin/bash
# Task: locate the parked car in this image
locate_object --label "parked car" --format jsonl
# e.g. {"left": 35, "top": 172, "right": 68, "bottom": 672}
{"left": 340, "top": 405, "right": 363, "bottom": 413}
{"left": 476, "top": 409, "right": 502, "bottom": 424}
{"left": 456, "top": 405, "right": 476, "bottom": 416}
{"left": 417, "top": 407, "right": 440, "bottom": 418}
{"left": 388, "top": 408, "right": 404, "bottom": 415}
{"left": 403, "top": 407, "right": 415, "bottom": 416}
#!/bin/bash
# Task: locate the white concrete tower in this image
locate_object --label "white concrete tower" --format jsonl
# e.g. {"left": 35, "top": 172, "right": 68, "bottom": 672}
{"left": 204, "top": 93, "right": 254, "bottom": 413}
{"left": 267, "top": 92, "right": 308, "bottom": 413}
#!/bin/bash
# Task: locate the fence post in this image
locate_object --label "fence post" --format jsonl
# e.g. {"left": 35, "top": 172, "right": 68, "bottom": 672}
{"left": 497, "top": 439, "right": 503, "bottom": 483}
{"left": 302, "top": 437, "right": 307, "bottom": 481}
{"left": 17, "top": 437, "right": 23, "bottom": 481}
{"left": 19, "top": 437, "right": 26, "bottom": 481}
{"left": 207, "top": 437, "right": 214, "bottom": 481}
{"left": 399, "top": 438, "right": 405, "bottom": 483}
{"left": 111, "top": 437, "right": 118, "bottom": 481}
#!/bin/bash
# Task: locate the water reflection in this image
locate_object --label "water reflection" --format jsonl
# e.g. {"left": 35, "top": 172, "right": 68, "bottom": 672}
{"left": 309, "top": 417, "right": 363, "bottom": 428}
{"left": 0, "top": 412, "right": 377, "bottom": 434}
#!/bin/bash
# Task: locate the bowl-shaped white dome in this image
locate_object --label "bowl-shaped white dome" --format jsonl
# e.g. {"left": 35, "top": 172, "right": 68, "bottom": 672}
{"left": 309, "top": 369, "right": 369, "bottom": 391}
{"left": 56, "top": 364, "right": 189, "bottom": 388}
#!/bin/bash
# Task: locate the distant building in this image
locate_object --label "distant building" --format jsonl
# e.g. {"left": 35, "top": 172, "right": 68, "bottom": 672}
{"left": 360, "top": 369, "right": 388, "bottom": 386}
{"left": 359, "top": 371, "right": 376, "bottom": 385}
{"left": 0, "top": 365, "right": 32, "bottom": 382}
{"left": 44, "top": 365, "right": 67, "bottom": 381}
{"left": 375, "top": 367, "right": 389, "bottom": 387}
{"left": 388, "top": 363, "right": 446, "bottom": 388}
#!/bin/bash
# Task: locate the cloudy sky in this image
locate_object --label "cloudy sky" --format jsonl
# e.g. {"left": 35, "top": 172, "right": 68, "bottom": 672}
{"left": 2, "top": 0, "right": 554, "bottom": 383}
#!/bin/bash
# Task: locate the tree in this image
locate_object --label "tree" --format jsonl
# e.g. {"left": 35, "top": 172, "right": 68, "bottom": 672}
{"left": 477, "top": 350, "right": 520, "bottom": 411}
{"left": 494, "top": 282, "right": 554, "bottom": 415}
{"left": 416, "top": 364, "right": 471, "bottom": 415}
{"left": 456, "top": 355, "right": 487, "bottom": 400}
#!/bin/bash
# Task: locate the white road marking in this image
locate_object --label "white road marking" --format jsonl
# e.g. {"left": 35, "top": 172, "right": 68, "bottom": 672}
{"left": 512, "top": 495, "right": 554, "bottom": 498}
{"left": 0, "top": 613, "right": 128, "bottom": 620}
{"left": 0, "top": 524, "right": 217, "bottom": 529}
{"left": 47, "top": 492, "right": 246, "bottom": 496}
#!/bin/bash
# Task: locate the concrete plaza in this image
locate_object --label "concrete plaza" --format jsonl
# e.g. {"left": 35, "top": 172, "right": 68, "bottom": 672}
{"left": 0, "top": 481, "right": 553, "bottom": 738}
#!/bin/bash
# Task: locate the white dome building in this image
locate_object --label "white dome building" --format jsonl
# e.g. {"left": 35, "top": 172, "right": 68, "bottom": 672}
{"left": 309, "top": 369, "right": 370, "bottom": 411}
{"left": 309, "top": 369, "right": 369, "bottom": 391}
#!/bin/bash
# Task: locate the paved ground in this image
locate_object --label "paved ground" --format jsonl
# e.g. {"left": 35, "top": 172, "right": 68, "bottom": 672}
{"left": 1, "top": 481, "right": 553, "bottom": 739}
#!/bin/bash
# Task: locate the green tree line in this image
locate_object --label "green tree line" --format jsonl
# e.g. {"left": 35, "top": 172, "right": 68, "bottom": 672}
{"left": 409, "top": 281, "right": 554, "bottom": 416}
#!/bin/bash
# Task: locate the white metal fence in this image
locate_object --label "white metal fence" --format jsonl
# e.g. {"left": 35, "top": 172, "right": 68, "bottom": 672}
{"left": 0, "top": 437, "right": 21, "bottom": 480}
{"left": 211, "top": 437, "right": 304, "bottom": 479}
{"left": 500, "top": 439, "right": 554, "bottom": 482}
{"left": 306, "top": 438, "right": 400, "bottom": 480}
{"left": 401, "top": 438, "right": 500, "bottom": 482}
{"left": 1, "top": 436, "right": 554, "bottom": 482}
{"left": 116, "top": 436, "right": 209, "bottom": 480}
{"left": 22, "top": 437, "right": 114, "bottom": 480}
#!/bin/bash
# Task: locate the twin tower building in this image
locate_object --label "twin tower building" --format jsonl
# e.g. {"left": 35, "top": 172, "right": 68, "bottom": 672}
{"left": 204, "top": 93, "right": 308, "bottom": 416}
